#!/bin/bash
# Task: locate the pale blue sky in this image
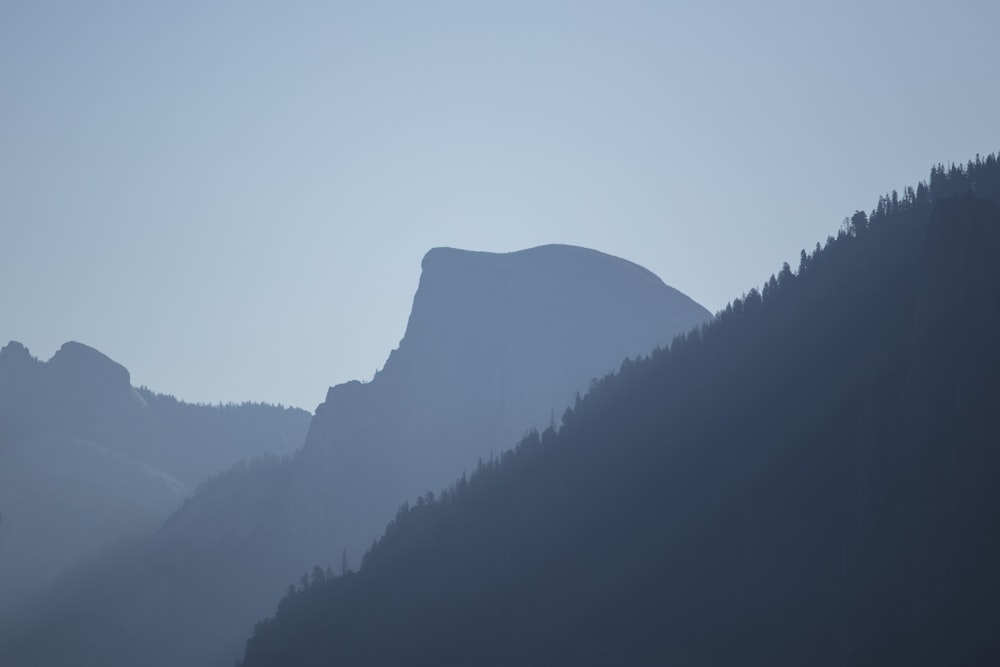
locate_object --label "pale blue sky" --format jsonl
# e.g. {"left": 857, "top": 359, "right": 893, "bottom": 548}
{"left": 2, "top": 1, "right": 997, "bottom": 410}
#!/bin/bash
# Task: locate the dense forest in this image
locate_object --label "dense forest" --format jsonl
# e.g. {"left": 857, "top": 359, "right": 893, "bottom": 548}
{"left": 238, "top": 154, "right": 1000, "bottom": 666}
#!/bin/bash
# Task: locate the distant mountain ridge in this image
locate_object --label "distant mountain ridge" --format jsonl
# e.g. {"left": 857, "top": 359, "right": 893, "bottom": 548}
{"left": 0, "top": 341, "right": 311, "bottom": 612}
{"left": 0, "top": 341, "right": 140, "bottom": 444}
{"left": 4, "top": 244, "right": 712, "bottom": 667}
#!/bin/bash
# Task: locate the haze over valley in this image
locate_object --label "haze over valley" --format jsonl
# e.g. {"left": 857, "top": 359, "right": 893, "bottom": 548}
{"left": 1, "top": 2, "right": 999, "bottom": 666}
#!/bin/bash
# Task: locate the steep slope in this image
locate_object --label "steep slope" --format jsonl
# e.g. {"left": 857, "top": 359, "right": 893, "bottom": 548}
{"left": 238, "top": 157, "right": 1000, "bottom": 666}
{"left": 280, "top": 244, "right": 711, "bottom": 565}
{"left": 1, "top": 245, "right": 711, "bottom": 667}
{"left": 0, "top": 342, "right": 310, "bottom": 612}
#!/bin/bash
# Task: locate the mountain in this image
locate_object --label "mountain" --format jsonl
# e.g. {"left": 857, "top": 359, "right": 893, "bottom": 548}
{"left": 276, "top": 244, "right": 712, "bottom": 565}
{"left": 0, "top": 341, "right": 310, "bottom": 612}
{"left": 236, "top": 155, "right": 1000, "bottom": 666}
{"left": 0, "top": 245, "right": 711, "bottom": 667}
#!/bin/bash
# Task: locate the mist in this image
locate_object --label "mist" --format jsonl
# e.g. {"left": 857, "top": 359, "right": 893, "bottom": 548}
{"left": 2, "top": 2, "right": 1000, "bottom": 666}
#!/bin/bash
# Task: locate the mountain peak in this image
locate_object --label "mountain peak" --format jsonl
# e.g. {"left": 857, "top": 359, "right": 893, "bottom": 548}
{"left": 0, "top": 340, "right": 40, "bottom": 377}
{"left": 47, "top": 341, "right": 132, "bottom": 389}
{"left": 396, "top": 244, "right": 708, "bottom": 367}
{"left": 1, "top": 340, "right": 31, "bottom": 356}
{"left": 314, "top": 243, "right": 711, "bottom": 467}
{"left": 0, "top": 340, "right": 33, "bottom": 363}
{"left": 419, "top": 244, "right": 663, "bottom": 282}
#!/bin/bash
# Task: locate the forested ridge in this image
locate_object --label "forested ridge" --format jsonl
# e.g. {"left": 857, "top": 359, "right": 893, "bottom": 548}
{"left": 239, "top": 154, "right": 1000, "bottom": 666}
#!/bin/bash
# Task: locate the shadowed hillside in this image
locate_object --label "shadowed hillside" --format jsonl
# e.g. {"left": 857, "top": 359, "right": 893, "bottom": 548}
{"left": 237, "top": 155, "right": 1000, "bottom": 666}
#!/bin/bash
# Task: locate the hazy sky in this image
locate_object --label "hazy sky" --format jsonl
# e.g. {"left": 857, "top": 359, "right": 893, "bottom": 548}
{"left": 2, "top": 1, "right": 997, "bottom": 410}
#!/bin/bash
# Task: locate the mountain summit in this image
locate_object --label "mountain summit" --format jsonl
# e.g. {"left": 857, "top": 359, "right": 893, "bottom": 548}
{"left": 289, "top": 243, "right": 710, "bottom": 573}
{"left": 47, "top": 341, "right": 132, "bottom": 392}
{"left": 311, "top": 244, "right": 708, "bottom": 461}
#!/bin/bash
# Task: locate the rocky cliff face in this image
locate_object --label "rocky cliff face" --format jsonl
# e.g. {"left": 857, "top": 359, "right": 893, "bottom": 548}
{"left": 312, "top": 244, "right": 707, "bottom": 459}
{"left": 292, "top": 245, "right": 711, "bottom": 564}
